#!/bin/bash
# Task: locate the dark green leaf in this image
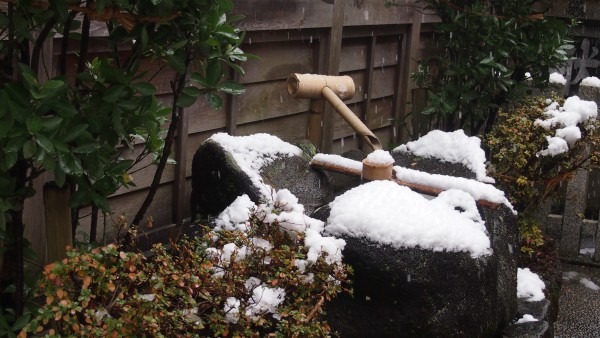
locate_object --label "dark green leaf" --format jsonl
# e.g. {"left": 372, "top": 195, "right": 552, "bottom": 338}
{"left": 176, "top": 93, "right": 197, "bottom": 108}
{"left": 54, "top": 167, "right": 66, "bottom": 187}
{"left": 131, "top": 83, "right": 156, "bottom": 96}
{"left": 35, "top": 134, "right": 54, "bottom": 153}
{"left": 4, "top": 152, "right": 17, "bottom": 170}
{"left": 167, "top": 54, "right": 186, "bottom": 74}
{"left": 206, "top": 92, "right": 223, "bottom": 109}
{"left": 42, "top": 116, "right": 63, "bottom": 132}
{"left": 103, "top": 84, "right": 127, "bottom": 102}
{"left": 22, "top": 140, "right": 37, "bottom": 159}
{"left": 217, "top": 81, "right": 245, "bottom": 95}
{"left": 206, "top": 60, "right": 223, "bottom": 85}
{"left": 26, "top": 117, "right": 42, "bottom": 133}
{"left": 62, "top": 124, "right": 89, "bottom": 143}
{"left": 182, "top": 86, "right": 202, "bottom": 97}
{"left": 74, "top": 143, "right": 101, "bottom": 154}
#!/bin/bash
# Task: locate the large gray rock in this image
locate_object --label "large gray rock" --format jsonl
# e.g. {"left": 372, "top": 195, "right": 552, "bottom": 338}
{"left": 314, "top": 151, "right": 519, "bottom": 337}
{"left": 190, "top": 139, "right": 333, "bottom": 219}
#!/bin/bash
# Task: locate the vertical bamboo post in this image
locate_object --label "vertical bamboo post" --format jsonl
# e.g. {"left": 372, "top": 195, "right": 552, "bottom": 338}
{"left": 44, "top": 183, "right": 73, "bottom": 263}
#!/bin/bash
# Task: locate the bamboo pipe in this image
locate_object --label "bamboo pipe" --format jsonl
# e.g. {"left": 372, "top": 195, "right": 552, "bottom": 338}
{"left": 288, "top": 73, "right": 382, "bottom": 151}
{"left": 309, "top": 158, "right": 501, "bottom": 209}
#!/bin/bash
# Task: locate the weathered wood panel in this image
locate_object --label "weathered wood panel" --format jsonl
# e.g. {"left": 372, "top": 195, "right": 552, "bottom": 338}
{"left": 332, "top": 126, "right": 392, "bottom": 153}
{"left": 77, "top": 183, "right": 173, "bottom": 242}
{"left": 334, "top": 97, "right": 394, "bottom": 139}
{"left": 235, "top": 80, "right": 310, "bottom": 125}
{"left": 343, "top": 0, "right": 415, "bottom": 26}
{"left": 239, "top": 40, "right": 316, "bottom": 84}
{"left": 237, "top": 112, "right": 310, "bottom": 143}
{"left": 232, "top": 0, "right": 334, "bottom": 31}
{"left": 340, "top": 36, "right": 399, "bottom": 72}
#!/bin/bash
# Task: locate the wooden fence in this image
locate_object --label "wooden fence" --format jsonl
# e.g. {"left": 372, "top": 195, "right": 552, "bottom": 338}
{"left": 22, "top": 0, "right": 600, "bottom": 265}
{"left": 22, "top": 0, "right": 440, "bottom": 263}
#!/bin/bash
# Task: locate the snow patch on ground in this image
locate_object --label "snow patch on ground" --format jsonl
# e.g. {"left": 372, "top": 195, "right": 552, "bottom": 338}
{"left": 394, "top": 129, "right": 495, "bottom": 183}
{"left": 516, "top": 314, "right": 539, "bottom": 324}
{"left": 326, "top": 180, "right": 491, "bottom": 258}
{"left": 579, "top": 278, "right": 600, "bottom": 291}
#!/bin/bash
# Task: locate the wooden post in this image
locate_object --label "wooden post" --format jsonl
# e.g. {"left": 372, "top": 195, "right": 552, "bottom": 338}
{"left": 361, "top": 35, "right": 377, "bottom": 150}
{"left": 173, "top": 106, "right": 190, "bottom": 225}
{"left": 321, "top": 0, "right": 345, "bottom": 153}
{"left": 226, "top": 70, "right": 240, "bottom": 135}
{"left": 44, "top": 183, "right": 73, "bottom": 263}
{"left": 397, "top": 7, "right": 422, "bottom": 143}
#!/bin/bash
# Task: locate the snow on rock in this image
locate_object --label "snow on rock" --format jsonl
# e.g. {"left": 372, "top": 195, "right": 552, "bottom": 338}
{"left": 209, "top": 133, "right": 303, "bottom": 195}
{"left": 549, "top": 72, "right": 567, "bottom": 85}
{"left": 393, "top": 129, "right": 495, "bottom": 183}
{"left": 312, "top": 153, "right": 363, "bottom": 172}
{"left": 517, "top": 268, "right": 546, "bottom": 302}
{"left": 326, "top": 180, "right": 491, "bottom": 258}
{"left": 581, "top": 76, "right": 600, "bottom": 88}
{"left": 516, "top": 314, "right": 539, "bottom": 324}
{"left": 245, "top": 285, "right": 286, "bottom": 321}
{"left": 534, "top": 96, "right": 598, "bottom": 157}
{"left": 394, "top": 166, "right": 515, "bottom": 213}
{"left": 365, "top": 149, "right": 394, "bottom": 165}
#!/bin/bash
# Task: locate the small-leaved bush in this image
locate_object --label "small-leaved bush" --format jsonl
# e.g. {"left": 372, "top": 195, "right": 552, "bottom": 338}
{"left": 22, "top": 197, "right": 350, "bottom": 337}
{"left": 485, "top": 93, "right": 600, "bottom": 254}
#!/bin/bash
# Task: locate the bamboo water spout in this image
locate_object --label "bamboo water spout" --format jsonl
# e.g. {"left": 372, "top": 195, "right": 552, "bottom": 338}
{"left": 287, "top": 73, "right": 383, "bottom": 151}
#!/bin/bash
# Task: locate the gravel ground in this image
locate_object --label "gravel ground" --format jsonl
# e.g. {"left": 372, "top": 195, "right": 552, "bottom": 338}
{"left": 555, "top": 263, "right": 600, "bottom": 338}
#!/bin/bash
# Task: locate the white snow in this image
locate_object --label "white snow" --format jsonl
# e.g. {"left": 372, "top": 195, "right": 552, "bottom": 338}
{"left": 516, "top": 314, "right": 539, "bottom": 324}
{"left": 581, "top": 76, "right": 600, "bottom": 88}
{"left": 213, "top": 194, "right": 254, "bottom": 232}
{"left": 517, "top": 268, "right": 546, "bottom": 302}
{"left": 312, "top": 153, "right": 363, "bottom": 172}
{"left": 534, "top": 96, "right": 598, "bottom": 157}
{"left": 579, "top": 278, "right": 600, "bottom": 291}
{"left": 394, "top": 129, "right": 495, "bottom": 183}
{"left": 210, "top": 133, "right": 302, "bottom": 196}
{"left": 549, "top": 72, "right": 567, "bottom": 85}
{"left": 245, "top": 285, "right": 286, "bottom": 321}
{"left": 365, "top": 149, "right": 394, "bottom": 165}
{"left": 326, "top": 180, "right": 491, "bottom": 258}
{"left": 524, "top": 72, "right": 532, "bottom": 79}
{"left": 580, "top": 247, "right": 595, "bottom": 255}
{"left": 537, "top": 136, "right": 569, "bottom": 157}
{"left": 394, "top": 166, "right": 515, "bottom": 213}
{"left": 223, "top": 297, "right": 241, "bottom": 324}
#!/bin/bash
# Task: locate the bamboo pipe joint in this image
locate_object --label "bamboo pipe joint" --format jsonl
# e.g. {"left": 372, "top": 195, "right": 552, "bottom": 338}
{"left": 287, "top": 73, "right": 355, "bottom": 100}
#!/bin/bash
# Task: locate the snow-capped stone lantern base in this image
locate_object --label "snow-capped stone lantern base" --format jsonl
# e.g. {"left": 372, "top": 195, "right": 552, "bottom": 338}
{"left": 191, "top": 131, "right": 520, "bottom": 337}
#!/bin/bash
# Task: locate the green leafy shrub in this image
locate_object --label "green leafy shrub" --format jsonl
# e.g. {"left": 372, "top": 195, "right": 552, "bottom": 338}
{"left": 407, "top": 0, "right": 573, "bottom": 133}
{"left": 485, "top": 93, "right": 600, "bottom": 253}
{"left": 22, "top": 194, "right": 350, "bottom": 337}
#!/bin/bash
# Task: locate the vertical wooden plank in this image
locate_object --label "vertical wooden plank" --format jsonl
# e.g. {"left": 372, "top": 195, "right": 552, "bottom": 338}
{"left": 392, "top": 33, "right": 405, "bottom": 145}
{"left": 226, "top": 70, "right": 240, "bottom": 135}
{"left": 397, "top": 11, "right": 422, "bottom": 143}
{"left": 44, "top": 184, "right": 72, "bottom": 263}
{"left": 560, "top": 168, "right": 589, "bottom": 257}
{"left": 360, "top": 35, "right": 376, "bottom": 150}
{"left": 173, "top": 107, "right": 190, "bottom": 225}
{"left": 24, "top": 36, "right": 55, "bottom": 264}
{"left": 321, "top": 0, "right": 345, "bottom": 154}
